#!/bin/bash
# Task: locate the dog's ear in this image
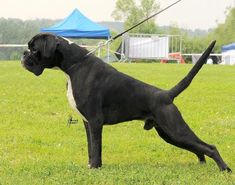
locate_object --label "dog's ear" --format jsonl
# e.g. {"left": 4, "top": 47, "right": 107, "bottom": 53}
{"left": 42, "top": 35, "right": 59, "bottom": 58}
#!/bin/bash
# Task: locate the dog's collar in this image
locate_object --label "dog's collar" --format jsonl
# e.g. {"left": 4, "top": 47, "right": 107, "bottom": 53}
{"left": 64, "top": 59, "right": 86, "bottom": 74}
{"left": 65, "top": 63, "right": 80, "bottom": 74}
{"left": 64, "top": 50, "right": 94, "bottom": 74}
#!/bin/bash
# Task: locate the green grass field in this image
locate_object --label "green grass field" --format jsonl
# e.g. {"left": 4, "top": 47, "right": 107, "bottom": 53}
{"left": 0, "top": 61, "right": 234, "bottom": 185}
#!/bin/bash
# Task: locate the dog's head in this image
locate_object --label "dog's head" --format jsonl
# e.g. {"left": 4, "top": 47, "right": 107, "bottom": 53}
{"left": 21, "top": 33, "right": 60, "bottom": 76}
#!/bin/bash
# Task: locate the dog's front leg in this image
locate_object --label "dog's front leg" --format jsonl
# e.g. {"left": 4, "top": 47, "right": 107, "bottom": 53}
{"left": 83, "top": 121, "right": 92, "bottom": 167}
{"left": 88, "top": 121, "right": 103, "bottom": 168}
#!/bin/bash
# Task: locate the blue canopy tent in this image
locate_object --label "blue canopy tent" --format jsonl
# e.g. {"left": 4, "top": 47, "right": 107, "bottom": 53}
{"left": 41, "top": 8, "right": 110, "bottom": 39}
{"left": 221, "top": 43, "right": 235, "bottom": 65}
{"left": 221, "top": 43, "right": 235, "bottom": 52}
{"left": 41, "top": 8, "right": 111, "bottom": 61}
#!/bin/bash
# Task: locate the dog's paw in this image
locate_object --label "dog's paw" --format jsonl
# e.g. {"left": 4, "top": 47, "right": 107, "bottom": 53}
{"left": 89, "top": 161, "right": 102, "bottom": 169}
{"left": 220, "top": 166, "right": 232, "bottom": 173}
{"left": 89, "top": 164, "right": 102, "bottom": 169}
{"left": 199, "top": 160, "right": 206, "bottom": 164}
{"left": 226, "top": 167, "right": 232, "bottom": 173}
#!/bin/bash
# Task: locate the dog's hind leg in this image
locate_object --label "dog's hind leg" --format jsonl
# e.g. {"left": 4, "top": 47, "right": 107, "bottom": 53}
{"left": 154, "top": 104, "right": 231, "bottom": 172}
{"left": 155, "top": 125, "right": 206, "bottom": 164}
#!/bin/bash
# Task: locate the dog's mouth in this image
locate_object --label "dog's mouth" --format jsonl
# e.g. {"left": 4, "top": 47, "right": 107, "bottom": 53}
{"left": 21, "top": 54, "right": 44, "bottom": 76}
{"left": 21, "top": 57, "right": 27, "bottom": 70}
{"left": 21, "top": 54, "right": 33, "bottom": 69}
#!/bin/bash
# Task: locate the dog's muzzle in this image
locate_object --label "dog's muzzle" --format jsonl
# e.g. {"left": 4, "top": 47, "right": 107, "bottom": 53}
{"left": 21, "top": 49, "right": 31, "bottom": 63}
{"left": 21, "top": 50, "right": 44, "bottom": 76}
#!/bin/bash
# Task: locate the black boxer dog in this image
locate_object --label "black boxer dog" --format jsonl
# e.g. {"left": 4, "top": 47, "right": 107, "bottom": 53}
{"left": 21, "top": 33, "right": 231, "bottom": 172}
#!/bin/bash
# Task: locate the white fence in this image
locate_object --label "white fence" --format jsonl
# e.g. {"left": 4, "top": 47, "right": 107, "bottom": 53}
{"left": 120, "top": 33, "right": 182, "bottom": 61}
{"left": 0, "top": 43, "right": 105, "bottom": 61}
{"left": 183, "top": 53, "right": 235, "bottom": 65}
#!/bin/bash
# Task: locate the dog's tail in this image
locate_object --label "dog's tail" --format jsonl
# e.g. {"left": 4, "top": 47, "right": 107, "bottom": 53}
{"left": 168, "top": 40, "right": 216, "bottom": 100}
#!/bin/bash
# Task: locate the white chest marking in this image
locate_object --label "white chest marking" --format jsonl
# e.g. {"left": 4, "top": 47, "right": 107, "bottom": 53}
{"left": 62, "top": 37, "right": 74, "bottom": 45}
{"left": 67, "top": 76, "right": 88, "bottom": 122}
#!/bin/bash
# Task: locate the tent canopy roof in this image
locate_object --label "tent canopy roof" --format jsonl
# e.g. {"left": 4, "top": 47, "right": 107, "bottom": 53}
{"left": 41, "top": 9, "right": 110, "bottom": 39}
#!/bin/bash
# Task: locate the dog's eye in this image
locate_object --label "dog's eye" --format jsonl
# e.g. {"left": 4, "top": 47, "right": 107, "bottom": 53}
{"left": 31, "top": 47, "right": 37, "bottom": 53}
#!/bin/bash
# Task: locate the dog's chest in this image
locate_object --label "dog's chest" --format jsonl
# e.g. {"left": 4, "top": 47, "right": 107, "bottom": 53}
{"left": 66, "top": 77, "right": 88, "bottom": 122}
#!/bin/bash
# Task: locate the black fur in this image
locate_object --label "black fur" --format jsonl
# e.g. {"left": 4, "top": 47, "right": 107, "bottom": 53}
{"left": 21, "top": 33, "right": 231, "bottom": 172}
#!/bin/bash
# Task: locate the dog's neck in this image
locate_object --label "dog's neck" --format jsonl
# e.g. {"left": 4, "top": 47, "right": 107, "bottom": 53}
{"left": 55, "top": 38, "right": 90, "bottom": 73}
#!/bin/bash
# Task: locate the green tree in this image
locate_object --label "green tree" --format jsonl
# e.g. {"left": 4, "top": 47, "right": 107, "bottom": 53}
{"left": 0, "top": 18, "right": 58, "bottom": 60}
{"left": 112, "top": 0, "right": 160, "bottom": 34}
{"left": 209, "top": 7, "right": 235, "bottom": 51}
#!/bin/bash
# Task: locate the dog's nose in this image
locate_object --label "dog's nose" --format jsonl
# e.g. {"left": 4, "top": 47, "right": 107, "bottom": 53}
{"left": 23, "top": 49, "right": 30, "bottom": 56}
{"left": 23, "top": 51, "right": 28, "bottom": 56}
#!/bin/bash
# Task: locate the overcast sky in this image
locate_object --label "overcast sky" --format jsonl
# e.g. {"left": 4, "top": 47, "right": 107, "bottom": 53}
{"left": 0, "top": 0, "right": 234, "bottom": 30}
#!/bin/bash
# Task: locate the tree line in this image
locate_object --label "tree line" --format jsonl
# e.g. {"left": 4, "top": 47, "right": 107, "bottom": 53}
{"left": 0, "top": 1, "right": 235, "bottom": 60}
{"left": 0, "top": 18, "right": 57, "bottom": 60}
{"left": 112, "top": 0, "right": 235, "bottom": 54}
{"left": 0, "top": 17, "right": 209, "bottom": 60}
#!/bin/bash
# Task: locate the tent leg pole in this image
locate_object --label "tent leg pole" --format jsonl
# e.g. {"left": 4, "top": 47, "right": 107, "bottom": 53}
{"left": 107, "top": 38, "right": 110, "bottom": 62}
{"left": 98, "top": 45, "right": 101, "bottom": 58}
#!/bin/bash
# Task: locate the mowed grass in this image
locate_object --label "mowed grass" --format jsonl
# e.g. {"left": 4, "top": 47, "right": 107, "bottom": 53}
{"left": 0, "top": 61, "right": 234, "bottom": 185}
